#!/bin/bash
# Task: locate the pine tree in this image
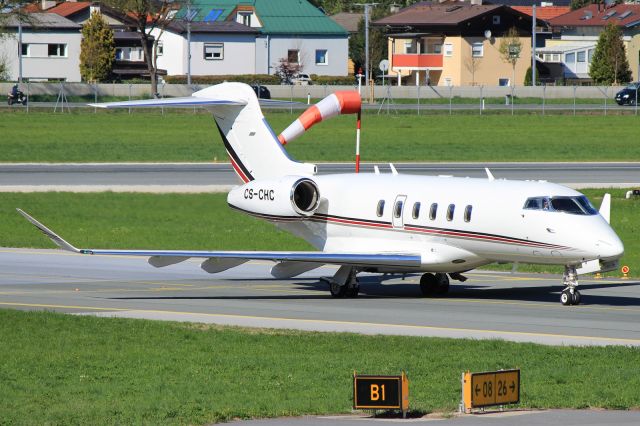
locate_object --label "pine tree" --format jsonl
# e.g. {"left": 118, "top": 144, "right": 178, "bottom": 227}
{"left": 589, "top": 22, "right": 631, "bottom": 85}
{"left": 80, "top": 11, "right": 115, "bottom": 82}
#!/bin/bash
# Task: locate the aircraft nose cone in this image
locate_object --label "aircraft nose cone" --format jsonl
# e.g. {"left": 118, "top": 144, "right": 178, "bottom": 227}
{"left": 597, "top": 234, "right": 624, "bottom": 260}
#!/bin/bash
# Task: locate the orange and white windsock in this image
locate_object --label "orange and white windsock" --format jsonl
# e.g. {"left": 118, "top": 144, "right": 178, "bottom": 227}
{"left": 278, "top": 91, "right": 361, "bottom": 145}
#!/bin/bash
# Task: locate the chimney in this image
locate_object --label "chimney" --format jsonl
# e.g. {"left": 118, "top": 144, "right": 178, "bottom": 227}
{"left": 470, "top": 0, "right": 482, "bottom": 5}
{"left": 40, "top": 0, "right": 56, "bottom": 9}
{"left": 90, "top": 2, "right": 101, "bottom": 15}
{"left": 390, "top": 4, "right": 400, "bottom": 14}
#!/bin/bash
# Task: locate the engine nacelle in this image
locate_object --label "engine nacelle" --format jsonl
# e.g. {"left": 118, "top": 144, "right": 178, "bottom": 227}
{"left": 227, "top": 176, "right": 320, "bottom": 217}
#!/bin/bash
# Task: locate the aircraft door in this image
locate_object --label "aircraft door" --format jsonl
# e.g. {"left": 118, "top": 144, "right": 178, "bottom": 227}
{"left": 392, "top": 195, "right": 407, "bottom": 228}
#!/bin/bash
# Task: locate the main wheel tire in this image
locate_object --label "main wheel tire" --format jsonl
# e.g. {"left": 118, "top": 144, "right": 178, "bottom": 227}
{"left": 435, "top": 273, "right": 450, "bottom": 295}
{"left": 572, "top": 290, "right": 581, "bottom": 305}
{"left": 329, "top": 281, "right": 347, "bottom": 298}
{"left": 345, "top": 285, "right": 359, "bottom": 298}
{"left": 420, "top": 273, "right": 438, "bottom": 297}
{"left": 560, "top": 290, "right": 572, "bottom": 306}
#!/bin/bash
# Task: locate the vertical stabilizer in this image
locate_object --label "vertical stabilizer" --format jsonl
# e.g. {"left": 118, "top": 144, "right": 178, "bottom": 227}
{"left": 195, "top": 83, "right": 316, "bottom": 181}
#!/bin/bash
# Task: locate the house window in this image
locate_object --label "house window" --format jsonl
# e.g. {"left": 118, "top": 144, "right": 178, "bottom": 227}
{"left": 204, "top": 43, "right": 224, "bottom": 60}
{"left": 433, "top": 44, "right": 442, "bottom": 54}
{"left": 553, "top": 54, "right": 560, "bottom": 62}
{"left": 288, "top": 49, "right": 299, "bottom": 63}
{"left": 315, "top": 49, "right": 328, "bottom": 65}
{"left": 48, "top": 43, "right": 66, "bottom": 57}
{"left": 565, "top": 52, "right": 575, "bottom": 64}
{"left": 471, "top": 42, "right": 483, "bottom": 57}
{"left": 444, "top": 43, "right": 453, "bottom": 57}
{"left": 20, "top": 43, "right": 29, "bottom": 57}
{"left": 156, "top": 42, "right": 163, "bottom": 57}
{"left": 577, "top": 51, "right": 586, "bottom": 62}
{"left": 240, "top": 12, "right": 252, "bottom": 26}
{"left": 499, "top": 78, "right": 510, "bottom": 86}
{"left": 493, "top": 15, "right": 501, "bottom": 25}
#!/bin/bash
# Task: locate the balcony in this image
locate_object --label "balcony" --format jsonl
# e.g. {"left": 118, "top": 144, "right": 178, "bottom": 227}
{"left": 392, "top": 54, "right": 443, "bottom": 68}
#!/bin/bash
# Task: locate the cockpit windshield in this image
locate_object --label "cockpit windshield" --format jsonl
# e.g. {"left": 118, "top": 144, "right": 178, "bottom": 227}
{"left": 523, "top": 195, "right": 598, "bottom": 215}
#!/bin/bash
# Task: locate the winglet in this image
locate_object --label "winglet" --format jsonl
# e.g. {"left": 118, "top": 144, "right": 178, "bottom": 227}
{"left": 599, "top": 193, "right": 611, "bottom": 224}
{"left": 16, "top": 209, "right": 82, "bottom": 253}
{"left": 485, "top": 167, "right": 495, "bottom": 181}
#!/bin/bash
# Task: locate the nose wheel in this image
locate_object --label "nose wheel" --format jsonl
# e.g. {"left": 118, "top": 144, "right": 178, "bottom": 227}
{"left": 561, "top": 265, "right": 581, "bottom": 306}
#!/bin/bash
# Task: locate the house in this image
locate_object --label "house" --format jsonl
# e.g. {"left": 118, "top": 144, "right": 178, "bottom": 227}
{"left": 373, "top": 2, "right": 537, "bottom": 86}
{"left": 0, "top": 13, "right": 81, "bottom": 82}
{"left": 161, "top": 0, "right": 349, "bottom": 77}
{"left": 330, "top": 12, "right": 362, "bottom": 74}
{"left": 547, "top": 4, "right": 640, "bottom": 83}
{"left": 44, "top": 1, "right": 162, "bottom": 80}
{"left": 154, "top": 20, "right": 259, "bottom": 77}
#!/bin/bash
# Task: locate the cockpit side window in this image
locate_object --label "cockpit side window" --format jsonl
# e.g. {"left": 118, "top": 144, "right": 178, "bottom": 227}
{"left": 523, "top": 195, "right": 597, "bottom": 215}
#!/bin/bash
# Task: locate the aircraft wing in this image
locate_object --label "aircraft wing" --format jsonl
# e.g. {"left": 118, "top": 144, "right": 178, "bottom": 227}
{"left": 89, "top": 96, "right": 295, "bottom": 109}
{"left": 17, "top": 209, "right": 421, "bottom": 272}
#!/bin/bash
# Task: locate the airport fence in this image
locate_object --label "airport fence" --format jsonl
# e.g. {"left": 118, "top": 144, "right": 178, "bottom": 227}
{"left": 1, "top": 81, "right": 638, "bottom": 116}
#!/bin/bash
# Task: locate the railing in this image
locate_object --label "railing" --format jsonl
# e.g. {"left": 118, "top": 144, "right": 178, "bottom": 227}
{"left": 392, "top": 54, "right": 443, "bottom": 68}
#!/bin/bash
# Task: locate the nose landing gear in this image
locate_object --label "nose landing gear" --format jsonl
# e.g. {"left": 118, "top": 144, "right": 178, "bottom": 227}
{"left": 561, "top": 265, "right": 581, "bottom": 306}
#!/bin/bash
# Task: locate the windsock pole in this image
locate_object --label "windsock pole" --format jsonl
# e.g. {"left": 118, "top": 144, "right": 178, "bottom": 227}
{"left": 355, "top": 110, "right": 361, "bottom": 173}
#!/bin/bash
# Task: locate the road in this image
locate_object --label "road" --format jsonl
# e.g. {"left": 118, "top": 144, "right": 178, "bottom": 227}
{"left": 2, "top": 248, "right": 639, "bottom": 347}
{"left": 1, "top": 162, "right": 639, "bottom": 192}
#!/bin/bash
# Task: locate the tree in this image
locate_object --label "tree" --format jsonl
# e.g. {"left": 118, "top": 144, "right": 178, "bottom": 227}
{"left": 103, "top": 0, "right": 177, "bottom": 96}
{"left": 0, "top": 0, "right": 31, "bottom": 37}
{"left": 464, "top": 49, "right": 482, "bottom": 86}
{"left": 80, "top": 11, "right": 115, "bottom": 82}
{"left": 589, "top": 22, "right": 631, "bottom": 85}
{"left": 523, "top": 66, "right": 540, "bottom": 86}
{"left": 274, "top": 57, "right": 301, "bottom": 84}
{"left": 499, "top": 27, "right": 522, "bottom": 86}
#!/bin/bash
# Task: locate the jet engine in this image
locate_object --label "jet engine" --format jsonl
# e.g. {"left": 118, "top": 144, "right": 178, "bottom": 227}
{"left": 227, "top": 176, "right": 320, "bottom": 217}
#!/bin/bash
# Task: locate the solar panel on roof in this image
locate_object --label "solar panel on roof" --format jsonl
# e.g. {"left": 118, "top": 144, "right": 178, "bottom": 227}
{"left": 618, "top": 11, "right": 632, "bottom": 20}
{"left": 185, "top": 8, "right": 199, "bottom": 21}
{"left": 204, "top": 9, "right": 223, "bottom": 22}
{"left": 626, "top": 18, "right": 640, "bottom": 28}
{"left": 602, "top": 10, "right": 616, "bottom": 20}
{"left": 445, "top": 5, "right": 462, "bottom": 12}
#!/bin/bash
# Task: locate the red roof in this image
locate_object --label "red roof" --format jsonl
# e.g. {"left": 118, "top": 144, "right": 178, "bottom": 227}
{"left": 46, "top": 1, "right": 90, "bottom": 17}
{"left": 548, "top": 4, "right": 640, "bottom": 27}
{"left": 511, "top": 6, "right": 570, "bottom": 21}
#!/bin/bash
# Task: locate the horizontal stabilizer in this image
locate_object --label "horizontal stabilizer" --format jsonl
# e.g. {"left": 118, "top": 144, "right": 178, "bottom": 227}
{"left": 89, "top": 96, "right": 246, "bottom": 109}
{"left": 16, "top": 209, "right": 80, "bottom": 253}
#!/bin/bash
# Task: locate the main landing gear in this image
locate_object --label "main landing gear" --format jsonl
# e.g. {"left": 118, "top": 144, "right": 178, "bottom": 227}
{"left": 322, "top": 265, "right": 360, "bottom": 298}
{"left": 419, "top": 273, "right": 450, "bottom": 296}
{"left": 560, "top": 265, "right": 581, "bottom": 306}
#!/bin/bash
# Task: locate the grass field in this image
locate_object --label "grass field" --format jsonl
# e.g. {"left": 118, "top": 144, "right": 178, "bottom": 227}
{"left": 1, "top": 309, "right": 639, "bottom": 424}
{"left": 2, "top": 190, "right": 638, "bottom": 276}
{"left": 1, "top": 110, "right": 640, "bottom": 162}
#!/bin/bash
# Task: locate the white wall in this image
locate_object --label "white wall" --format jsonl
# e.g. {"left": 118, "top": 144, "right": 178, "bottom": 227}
{"left": 256, "top": 35, "right": 348, "bottom": 76}
{"left": 154, "top": 30, "right": 257, "bottom": 76}
{"left": 0, "top": 31, "right": 81, "bottom": 81}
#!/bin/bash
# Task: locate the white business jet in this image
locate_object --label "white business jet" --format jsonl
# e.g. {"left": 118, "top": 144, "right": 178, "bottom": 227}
{"left": 18, "top": 83, "right": 624, "bottom": 306}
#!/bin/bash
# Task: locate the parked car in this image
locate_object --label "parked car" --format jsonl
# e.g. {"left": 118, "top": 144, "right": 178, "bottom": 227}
{"left": 615, "top": 82, "right": 640, "bottom": 105}
{"left": 291, "top": 73, "right": 312, "bottom": 85}
{"left": 251, "top": 85, "right": 271, "bottom": 99}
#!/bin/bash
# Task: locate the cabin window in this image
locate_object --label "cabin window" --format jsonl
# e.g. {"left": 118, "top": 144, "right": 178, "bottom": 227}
{"left": 394, "top": 200, "right": 403, "bottom": 218}
{"left": 446, "top": 204, "right": 455, "bottom": 221}
{"left": 376, "top": 200, "right": 385, "bottom": 217}
{"left": 412, "top": 202, "right": 421, "bottom": 219}
{"left": 464, "top": 205, "right": 473, "bottom": 222}
{"left": 429, "top": 203, "right": 438, "bottom": 220}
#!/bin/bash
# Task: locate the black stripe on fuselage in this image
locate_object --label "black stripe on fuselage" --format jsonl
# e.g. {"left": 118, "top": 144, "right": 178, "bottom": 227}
{"left": 215, "top": 121, "right": 254, "bottom": 181}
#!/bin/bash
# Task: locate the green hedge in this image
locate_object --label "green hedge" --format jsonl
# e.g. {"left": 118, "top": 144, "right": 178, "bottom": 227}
{"left": 309, "top": 74, "right": 356, "bottom": 85}
{"left": 164, "top": 74, "right": 280, "bottom": 85}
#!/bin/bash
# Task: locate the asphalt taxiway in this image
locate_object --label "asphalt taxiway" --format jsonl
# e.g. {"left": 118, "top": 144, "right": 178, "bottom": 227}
{"left": 2, "top": 248, "right": 639, "bottom": 347}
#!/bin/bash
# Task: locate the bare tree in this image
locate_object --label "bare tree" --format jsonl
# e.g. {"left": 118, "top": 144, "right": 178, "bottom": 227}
{"left": 464, "top": 55, "right": 482, "bottom": 86}
{"left": 103, "top": 0, "right": 178, "bottom": 96}
{"left": 275, "top": 57, "right": 301, "bottom": 84}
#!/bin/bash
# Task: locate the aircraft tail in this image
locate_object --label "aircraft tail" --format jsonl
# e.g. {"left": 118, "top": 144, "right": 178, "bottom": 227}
{"left": 92, "top": 82, "right": 316, "bottom": 181}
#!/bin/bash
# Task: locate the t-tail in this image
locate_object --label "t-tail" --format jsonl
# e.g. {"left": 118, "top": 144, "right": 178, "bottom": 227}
{"left": 92, "top": 82, "right": 316, "bottom": 181}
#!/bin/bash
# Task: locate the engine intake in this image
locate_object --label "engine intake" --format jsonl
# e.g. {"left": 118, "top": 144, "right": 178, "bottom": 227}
{"left": 228, "top": 176, "right": 320, "bottom": 218}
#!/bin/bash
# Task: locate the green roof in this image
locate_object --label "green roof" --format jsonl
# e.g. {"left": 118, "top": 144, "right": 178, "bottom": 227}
{"left": 177, "top": 0, "right": 347, "bottom": 36}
